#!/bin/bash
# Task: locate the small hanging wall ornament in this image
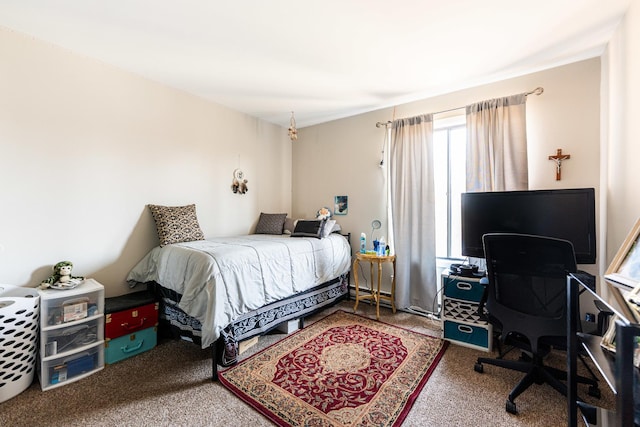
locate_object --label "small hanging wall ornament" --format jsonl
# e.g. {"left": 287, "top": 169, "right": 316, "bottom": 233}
{"left": 288, "top": 111, "right": 298, "bottom": 141}
{"left": 548, "top": 148, "right": 571, "bottom": 181}
{"left": 231, "top": 168, "right": 248, "bottom": 194}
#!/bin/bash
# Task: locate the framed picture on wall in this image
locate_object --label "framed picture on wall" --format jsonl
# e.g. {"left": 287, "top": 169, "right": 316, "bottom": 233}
{"left": 604, "top": 217, "right": 640, "bottom": 323}
{"left": 334, "top": 196, "right": 348, "bottom": 215}
{"left": 606, "top": 218, "right": 640, "bottom": 289}
{"left": 600, "top": 316, "right": 618, "bottom": 353}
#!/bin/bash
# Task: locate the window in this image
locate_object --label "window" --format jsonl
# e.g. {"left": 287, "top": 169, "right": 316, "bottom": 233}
{"left": 433, "top": 114, "right": 466, "bottom": 260}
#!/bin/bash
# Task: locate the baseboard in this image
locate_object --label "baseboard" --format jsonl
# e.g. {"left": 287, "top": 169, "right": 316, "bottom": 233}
{"left": 348, "top": 286, "right": 441, "bottom": 322}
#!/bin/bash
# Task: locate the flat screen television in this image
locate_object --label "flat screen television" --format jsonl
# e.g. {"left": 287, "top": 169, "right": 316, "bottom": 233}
{"left": 461, "top": 188, "right": 596, "bottom": 264}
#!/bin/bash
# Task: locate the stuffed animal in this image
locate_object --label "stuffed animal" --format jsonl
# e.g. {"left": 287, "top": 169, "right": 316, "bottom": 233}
{"left": 39, "top": 261, "right": 84, "bottom": 289}
{"left": 317, "top": 207, "right": 332, "bottom": 220}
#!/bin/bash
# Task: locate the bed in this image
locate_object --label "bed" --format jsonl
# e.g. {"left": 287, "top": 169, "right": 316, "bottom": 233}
{"left": 126, "top": 208, "right": 351, "bottom": 379}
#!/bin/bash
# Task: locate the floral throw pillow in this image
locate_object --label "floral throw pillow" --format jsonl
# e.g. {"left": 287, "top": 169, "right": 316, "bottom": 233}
{"left": 148, "top": 204, "right": 205, "bottom": 246}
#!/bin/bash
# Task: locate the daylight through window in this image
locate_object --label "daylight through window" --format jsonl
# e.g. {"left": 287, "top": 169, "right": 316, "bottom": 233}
{"left": 433, "top": 115, "right": 466, "bottom": 260}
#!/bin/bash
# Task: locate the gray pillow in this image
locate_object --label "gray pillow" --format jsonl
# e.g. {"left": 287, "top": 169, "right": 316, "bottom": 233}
{"left": 255, "top": 213, "right": 288, "bottom": 235}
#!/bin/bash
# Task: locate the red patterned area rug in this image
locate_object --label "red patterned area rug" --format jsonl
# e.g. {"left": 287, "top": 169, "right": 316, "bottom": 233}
{"left": 219, "top": 310, "right": 448, "bottom": 427}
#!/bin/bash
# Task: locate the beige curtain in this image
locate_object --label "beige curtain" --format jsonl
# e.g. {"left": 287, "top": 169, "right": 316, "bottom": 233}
{"left": 466, "top": 94, "right": 528, "bottom": 192}
{"left": 389, "top": 114, "right": 437, "bottom": 312}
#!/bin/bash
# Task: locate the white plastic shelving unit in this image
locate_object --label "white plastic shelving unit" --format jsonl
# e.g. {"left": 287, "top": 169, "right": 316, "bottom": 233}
{"left": 37, "top": 278, "right": 105, "bottom": 391}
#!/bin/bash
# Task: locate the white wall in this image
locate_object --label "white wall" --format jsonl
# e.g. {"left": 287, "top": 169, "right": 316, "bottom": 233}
{"left": 294, "top": 59, "right": 602, "bottom": 281}
{"left": 603, "top": 2, "right": 640, "bottom": 267}
{"left": 595, "top": 2, "right": 640, "bottom": 309}
{"left": 0, "top": 27, "right": 291, "bottom": 296}
{"left": 4, "top": 18, "right": 629, "bottom": 301}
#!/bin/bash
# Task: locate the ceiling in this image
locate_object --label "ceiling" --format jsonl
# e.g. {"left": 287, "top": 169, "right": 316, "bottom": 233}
{"left": 0, "top": 0, "right": 632, "bottom": 128}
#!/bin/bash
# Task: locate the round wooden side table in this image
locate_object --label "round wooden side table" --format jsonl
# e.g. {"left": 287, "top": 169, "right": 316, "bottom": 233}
{"left": 353, "top": 252, "right": 396, "bottom": 320}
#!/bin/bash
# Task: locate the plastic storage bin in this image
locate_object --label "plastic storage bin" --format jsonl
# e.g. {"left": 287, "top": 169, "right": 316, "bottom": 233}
{"left": 38, "top": 278, "right": 105, "bottom": 390}
{"left": 0, "top": 284, "right": 40, "bottom": 403}
{"left": 42, "top": 346, "right": 103, "bottom": 387}
{"left": 43, "top": 317, "right": 103, "bottom": 357}
{"left": 41, "top": 291, "right": 101, "bottom": 327}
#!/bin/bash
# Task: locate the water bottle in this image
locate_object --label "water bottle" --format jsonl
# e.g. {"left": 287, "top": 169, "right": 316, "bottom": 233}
{"left": 360, "top": 233, "right": 366, "bottom": 254}
{"left": 378, "top": 237, "right": 386, "bottom": 256}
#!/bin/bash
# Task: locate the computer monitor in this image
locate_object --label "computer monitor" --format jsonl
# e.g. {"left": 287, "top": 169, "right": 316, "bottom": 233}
{"left": 461, "top": 188, "right": 596, "bottom": 264}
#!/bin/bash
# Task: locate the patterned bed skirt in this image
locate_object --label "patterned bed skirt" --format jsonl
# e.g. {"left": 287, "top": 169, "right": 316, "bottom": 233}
{"left": 149, "top": 274, "right": 349, "bottom": 367}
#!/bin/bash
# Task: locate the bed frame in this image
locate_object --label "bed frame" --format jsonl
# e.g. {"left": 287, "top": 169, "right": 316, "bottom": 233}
{"left": 139, "top": 233, "right": 351, "bottom": 381}
{"left": 148, "top": 273, "right": 350, "bottom": 380}
{"left": 135, "top": 232, "right": 352, "bottom": 380}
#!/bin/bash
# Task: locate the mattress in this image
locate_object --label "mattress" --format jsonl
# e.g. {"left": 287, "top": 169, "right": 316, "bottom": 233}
{"left": 127, "top": 233, "right": 351, "bottom": 347}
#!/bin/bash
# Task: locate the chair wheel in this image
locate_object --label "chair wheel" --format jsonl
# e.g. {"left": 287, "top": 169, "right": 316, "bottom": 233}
{"left": 474, "top": 362, "right": 484, "bottom": 373}
{"left": 588, "top": 386, "right": 601, "bottom": 399}
{"left": 506, "top": 399, "right": 517, "bottom": 414}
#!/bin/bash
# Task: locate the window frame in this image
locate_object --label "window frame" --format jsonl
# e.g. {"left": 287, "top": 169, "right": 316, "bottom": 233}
{"left": 434, "top": 113, "right": 466, "bottom": 262}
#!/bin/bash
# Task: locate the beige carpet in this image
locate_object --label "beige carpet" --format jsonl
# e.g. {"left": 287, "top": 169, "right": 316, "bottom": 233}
{"left": 0, "top": 300, "right": 611, "bottom": 426}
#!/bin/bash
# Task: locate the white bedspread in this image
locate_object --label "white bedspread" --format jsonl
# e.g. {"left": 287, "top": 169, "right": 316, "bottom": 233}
{"left": 127, "top": 233, "right": 351, "bottom": 348}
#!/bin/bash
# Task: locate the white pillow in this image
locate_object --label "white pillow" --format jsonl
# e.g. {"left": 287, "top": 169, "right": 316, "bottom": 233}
{"left": 283, "top": 217, "right": 295, "bottom": 234}
{"left": 322, "top": 220, "right": 337, "bottom": 238}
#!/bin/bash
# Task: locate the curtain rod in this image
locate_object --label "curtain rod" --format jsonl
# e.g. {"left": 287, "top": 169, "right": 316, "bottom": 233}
{"left": 375, "top": 86, "right": 544, "bottom": 128}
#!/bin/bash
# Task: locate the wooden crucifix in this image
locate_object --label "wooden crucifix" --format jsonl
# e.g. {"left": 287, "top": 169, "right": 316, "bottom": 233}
{"left": 548, "top": 148, "right": 571, "bottom": 180}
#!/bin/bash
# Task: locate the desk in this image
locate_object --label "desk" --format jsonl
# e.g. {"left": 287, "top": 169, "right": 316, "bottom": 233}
{"left": 568, "top": 274, "right": 639, "bottom": 426}
{"left": 353, "top": 252, "right": 396, "bottom": 320}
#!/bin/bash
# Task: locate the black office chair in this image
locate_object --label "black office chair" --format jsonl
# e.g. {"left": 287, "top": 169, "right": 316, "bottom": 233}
{"left": 474, "top": 233, "right": 599, "bottom": 414}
